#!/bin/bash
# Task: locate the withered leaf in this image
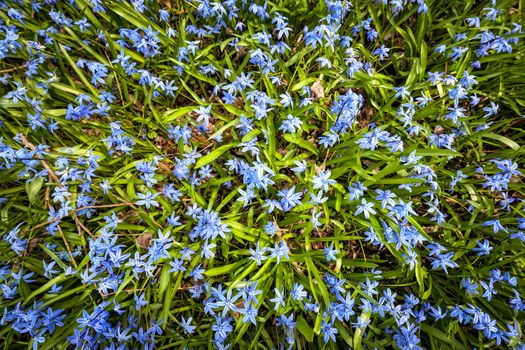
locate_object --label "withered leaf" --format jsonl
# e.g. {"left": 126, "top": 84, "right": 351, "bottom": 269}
{"left": 137, "top": 232, "right": 152, "bottom": 249}
{"left": 311, "top": 80, "right": 325, "bottom": 99}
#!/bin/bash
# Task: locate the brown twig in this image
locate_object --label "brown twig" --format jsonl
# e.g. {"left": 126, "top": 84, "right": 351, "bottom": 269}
{"left": 20, "top": 133, "right": 90, "bottom": 237}
{"left": 100, "top": 285, "right": 192, "bottom": 298}
{"left": 18, "top": 133, "right": 133, "bottom": 239}
{"left": 75, "top": 218, "right": 93, "bottom": 237}
{"left": 19, "top": 133, "right": 62, "bottom": 186}
{"left": 0, "top": 63, "right": 28, "bottom": 74}
{"left": 22, "top": 202, "right": 135, "bottom": 235}
{"left": 44, "top": 177, "right": 51, "bottom": 209}
{"left": 76, "top": 202, "right": 135, "bottom": 211}
{"left": 57, "top": 225, "right": 78, "bottom": 268}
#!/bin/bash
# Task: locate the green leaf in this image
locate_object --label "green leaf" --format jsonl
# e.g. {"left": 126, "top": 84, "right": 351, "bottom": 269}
{"left": 163, "top": 106, "right": 195, "bottom": 122}
{"left": 296, "top": 315, "right": 314, "bottom": 342}
{"left": 290, "top": 77, "right": 317, "bottom": 91}
{"left": 483, "top": 133, "right": 521, "bottom": 150}
{"left": 194, "top": 143, "right": 238, "bottom": 169}
{"left": 353, "top": 311, "right": 371, "bottom": 350}
{"left": 283, "top": 134, "right": 319, "bottom": 155}
{"left": 24, "top": 274, "right": 67, "bottom": 304}
{"left": 157, "top": 262, "right": 171, "bottom": 300}
{"left": 26, "top": 177, "right": 44, "bottom": 204}
{"left": 415, "top": 149, "right": 462, "bottom": 157}
{"left": 205, "top": 261, "right": 245, "bottom": 277}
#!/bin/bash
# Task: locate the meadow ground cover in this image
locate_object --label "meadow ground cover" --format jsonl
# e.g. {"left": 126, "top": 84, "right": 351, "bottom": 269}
{"left": 0, "top": 0, "right": 525, "bottom": 349}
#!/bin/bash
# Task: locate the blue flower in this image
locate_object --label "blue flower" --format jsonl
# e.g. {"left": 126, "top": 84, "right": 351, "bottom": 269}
{"left": 180, "top": 316, "right": 196, "bottom": 335}
{"left": 239, "top": 303, "right": 258, "bottom": 325}
{"left": 269, "top": 241, "right": 290, "bottom": 263}
{"left": 290, "top": 283, "right": 307, "bottom": 301}
{"left": 279, "top": 114, "right": 303, "bottom": 133}
{"left": 430, "top": 251, "right": 459, "bottom": 274}
{"left": 277, "top": 186, "right": 303, "bottom": 212}
{"left": 312, "top": 170, "right": 336, "bottom": 192}
{"left": 269, "top": 288, "right": 285, "bottom": 310}
{"left": 249, "top": 242, "right": 268, "bottom": 265}
{"left": 323, "top": 244, "right": 338, "bottom": 262}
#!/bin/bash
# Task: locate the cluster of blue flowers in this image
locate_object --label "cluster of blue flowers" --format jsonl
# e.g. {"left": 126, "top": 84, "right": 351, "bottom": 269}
{"left": 0, "top": 0, "right": 524, "bottom": 348}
